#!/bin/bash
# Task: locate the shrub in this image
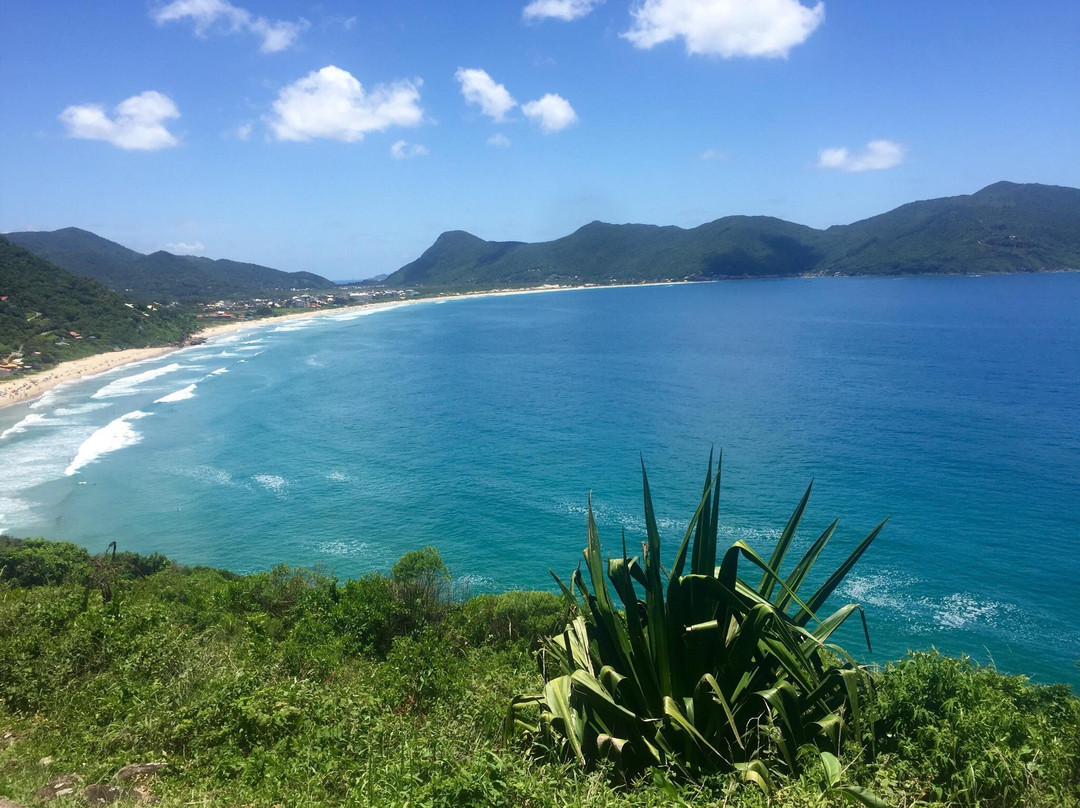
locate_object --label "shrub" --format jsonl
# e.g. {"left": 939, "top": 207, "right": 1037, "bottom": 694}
{"left": 456, "top": 590, "right": 569, "bottom": 648}
{"left": 864, "top": 652, "right": 1080, "bottom": 806}
{"left": 0, "top": 536, "right": 91, "bottom": 586}
{"left": 509, "top": 454, "right": 887, "bottom": 805}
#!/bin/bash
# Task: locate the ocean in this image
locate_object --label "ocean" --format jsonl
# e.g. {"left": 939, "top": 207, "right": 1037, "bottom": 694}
{"left": 1, "top": 275, "right": 1078, "bottom": 687}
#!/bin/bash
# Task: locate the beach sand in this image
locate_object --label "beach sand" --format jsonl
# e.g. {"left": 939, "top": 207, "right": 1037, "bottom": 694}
{"left": 0, "top": 282, "right": 678, "bottom": 411}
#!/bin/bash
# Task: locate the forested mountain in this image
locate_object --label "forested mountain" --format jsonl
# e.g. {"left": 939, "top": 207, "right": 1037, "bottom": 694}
{"left": 4, "top": 228, "right": 333, "bottom": 302}
{"left": 388, "top": 182, "right": 1080, "bottom": 288}
{"left": 0, "top": 237, "right": 192, "bottom": 369}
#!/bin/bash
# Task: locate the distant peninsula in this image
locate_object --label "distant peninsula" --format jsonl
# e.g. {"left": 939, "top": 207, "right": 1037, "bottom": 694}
{"left": 388, "top": 181, "right": 1080, "bottom": 288}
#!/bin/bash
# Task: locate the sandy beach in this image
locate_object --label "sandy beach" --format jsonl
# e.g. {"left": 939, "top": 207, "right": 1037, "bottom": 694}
{"left": 0, "top": 282, "right": 679, "bottom": 411}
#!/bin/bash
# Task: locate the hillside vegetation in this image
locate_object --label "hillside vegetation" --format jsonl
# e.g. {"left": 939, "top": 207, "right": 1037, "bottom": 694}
{"left": 0, "top": 237, "right": 193, "bottom": 370}
{"left": 0, "top": 535, "right": 1077, "bottom": 808}
{"left": 388, "top": 182, "right": 1080, "bottom": 288}
{"left": 4, "top": 228, "right": 333, "bottom": 302}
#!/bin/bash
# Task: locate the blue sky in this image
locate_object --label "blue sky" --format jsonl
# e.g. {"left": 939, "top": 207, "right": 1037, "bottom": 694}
{"left": 2, "top": 0, "right": 1078, "bottom": 280}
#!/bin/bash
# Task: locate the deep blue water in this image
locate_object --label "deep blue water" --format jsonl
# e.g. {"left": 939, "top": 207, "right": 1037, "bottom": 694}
{"left": 2, "top": 275, "right": 1078, "bottom": 687}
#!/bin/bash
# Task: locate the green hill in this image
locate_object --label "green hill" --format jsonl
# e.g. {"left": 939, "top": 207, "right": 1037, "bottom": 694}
{"left": 0, "top": 237, "right": 192, "bottom": 370}
{"left": 4, "top": 228, "right": 333, "bottom": 302}
{"left": 388, "top": 182, "right": 1080, "bottom": 288}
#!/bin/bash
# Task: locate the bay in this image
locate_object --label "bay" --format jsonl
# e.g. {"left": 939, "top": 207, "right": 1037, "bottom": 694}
{"left": 1, "top": 274, "right": 1078, "bottom": 686}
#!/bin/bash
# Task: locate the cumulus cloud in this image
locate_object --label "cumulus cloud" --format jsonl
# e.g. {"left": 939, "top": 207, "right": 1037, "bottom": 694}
{"left": 267, "top": 66, "right": 423, "bottom": 143}
{"left": 165, "top": 241, "right": 205, "bottom": 253}
{"left": 390, "top": 140, "right": 429, "bottom": 159}
{"left": 152, "top": 0, "right": 308, "bottom": 53}
{"left": 522, "top": 93, "right": 577, "bottom": 133}
{"left": 623, "top": 0, "right": 824, "bottom": 58}
{"left": 59, "top": 91, "right": 180, "bottom": 151}
{"left": 455, "top": 68, "right": 517, "bottom": 122}
{"left": 816, "top": 139, "right": 905, "bottom": 172}
{"left": 523, "top": 0, "right": 604, "bottom": 22}
{"left": 487, "top": 133, "right": 511, "bottom": 147}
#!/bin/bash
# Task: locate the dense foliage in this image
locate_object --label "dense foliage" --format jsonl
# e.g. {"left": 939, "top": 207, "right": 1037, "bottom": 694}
{"left": 4, "top": 228, "right": 333, "bottom": 302}
{"left": 387, "top": 182, "right": 1080, "bottom": 288}
{"left": 0, "top": 536, "right": 1077, "bottom": 807}
{"left": 0, "top": 237, "right": 193, "bottom": 369}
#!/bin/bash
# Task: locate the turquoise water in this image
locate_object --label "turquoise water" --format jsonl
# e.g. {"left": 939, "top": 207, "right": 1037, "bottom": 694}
{"left": 2, "top": 275, "right": 1078, "bottom": 687}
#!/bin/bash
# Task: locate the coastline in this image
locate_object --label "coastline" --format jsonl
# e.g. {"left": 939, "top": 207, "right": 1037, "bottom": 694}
{"left": 1, "top": 268, "right": 1071, "bottom": 412}
{"left": 0, "top": 282, "right": 670, "bottom": 411}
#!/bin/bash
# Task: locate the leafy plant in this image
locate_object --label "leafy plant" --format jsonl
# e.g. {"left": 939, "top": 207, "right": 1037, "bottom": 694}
{"left": 509, "top": 454, "right": 887, "bottom": 804}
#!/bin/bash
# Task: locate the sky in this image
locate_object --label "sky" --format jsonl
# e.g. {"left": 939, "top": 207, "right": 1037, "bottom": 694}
{"left": 1, "top": 1, "right": 1078, "bottom": 280}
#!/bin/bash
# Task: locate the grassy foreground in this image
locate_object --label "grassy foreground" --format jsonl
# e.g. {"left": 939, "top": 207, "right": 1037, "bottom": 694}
{"left": 1, "top": 537, "right": 1077, "bottom": 807}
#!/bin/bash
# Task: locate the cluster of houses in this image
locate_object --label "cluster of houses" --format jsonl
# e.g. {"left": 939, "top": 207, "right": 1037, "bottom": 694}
{"left": 194, "top": 287, "right": 419, "bottom": 320}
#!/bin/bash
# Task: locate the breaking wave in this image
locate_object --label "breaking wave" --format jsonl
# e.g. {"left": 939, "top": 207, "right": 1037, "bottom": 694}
{"left": 64, "top": 410, "right": 152, "bottom": 476}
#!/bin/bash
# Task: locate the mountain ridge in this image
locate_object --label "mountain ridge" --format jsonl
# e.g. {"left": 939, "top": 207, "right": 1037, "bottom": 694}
{"left": 0, "top": 236, "right": 192, "bottom": 370}
{"left": 4, "top": 227, "right": 333, "bottom": 302}
{"left": 388, "top": 182, "right": 1080, "bottom": 288}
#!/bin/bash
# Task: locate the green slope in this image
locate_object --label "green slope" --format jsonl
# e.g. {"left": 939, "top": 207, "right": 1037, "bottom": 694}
{"left": 388, "top": 182, "right": 1080, "bottom": 288}
{"left": 5, "top": 227, "right": 333, "bottom": 302}
{"left": 0, "top": 237, "right": 193, "bottom": 370}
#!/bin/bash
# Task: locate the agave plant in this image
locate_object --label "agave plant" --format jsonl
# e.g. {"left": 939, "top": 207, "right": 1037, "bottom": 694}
{"left": 508, "top": 454, "right": 887, "bottom": 803}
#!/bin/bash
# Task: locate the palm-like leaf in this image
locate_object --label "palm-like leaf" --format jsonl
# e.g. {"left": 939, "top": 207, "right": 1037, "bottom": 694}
{"left": 510, "top": 454, "right": 887, "bottom": 786}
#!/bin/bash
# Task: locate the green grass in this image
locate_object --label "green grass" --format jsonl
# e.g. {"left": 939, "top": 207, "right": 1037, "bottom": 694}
{"left": 0, "top": 537, "right": 1077, "bottom": 807}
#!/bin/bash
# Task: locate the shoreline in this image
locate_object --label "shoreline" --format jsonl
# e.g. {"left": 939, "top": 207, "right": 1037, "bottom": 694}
{"left": 2, "top": 267, "right": 1068, "bottom": 411}
{"left": 0, "top": 281, "right": 674, "bottom": 411}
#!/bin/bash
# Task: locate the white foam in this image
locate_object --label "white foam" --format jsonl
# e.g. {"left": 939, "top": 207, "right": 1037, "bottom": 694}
{"left": 209, "top": 367, "right": 229, "bottom": 376}
{"left": 53, "top": 402, "right": 111, "bottom": 417}
{"left": 253, "top": 474, "right": 287, "bottom": 496}
{"left": 176, "top": 464, "right": 251, "bottom": 490}
{"left": 273, "top": 324, "right": 311, "bottom": 332}
{"left": 155, "top": 384, "right": 198, "bottom": 403}
{"left": 65, "top": 410, "right": 152, "bottom": 476}
{"left": 326, "top": 471, "right": 351, "bottom": 482}
{"left": 925, "top": 593, "right": 1007, "bottom": 630}
{"left": 319, "top": 540, "right": 368, "bottom": 557}
{"left": 91, "top": 363, "right": 184, "bottom": 399}
{"left": 29, "top": 390, "right": 59, "bottom": 410}
{"left": 1, "top": 413, "right": 49, "bottom": 439}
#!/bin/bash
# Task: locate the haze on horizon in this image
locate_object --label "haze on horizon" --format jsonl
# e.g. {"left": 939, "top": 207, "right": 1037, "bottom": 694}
{"left": 1, "top": 0, "right": 1077, "bottom": 281}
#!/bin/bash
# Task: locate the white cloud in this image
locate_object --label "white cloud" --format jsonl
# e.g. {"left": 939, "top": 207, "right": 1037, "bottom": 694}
{"left": 700, "top": 148, "right": 726, "bottom": 160}
{"left": 623, "top": 0, "right": 824, "bottom": 58}
{"left": 523, "top": 0, "right": 604, "bottom": 22}
{"left": 816, "top": 139, "right": 905, "bottom": 172}
{"left": 165, "top": 241, "right": 205, "bottom": 254}
{"left": 267, "top": 66, "right": 424, "bottom": 143}
{"left": 455, "top": 68, "right": 517, "bottom": 122}
{"left": 487, "top": 133, "right": 512, "bottom": 148}
{"left": 152, "top": 0, "right": 308, "bottom": 53}
{"left": 390, "top": 140, "right": 429, "bottom": 159}
{"left": 235, "top": 122, "right": 253, "bottom": 141}
{"left": 522, "top": 93, "right": 577, "bottom": 133}
{"left": 59, "top": 91, "right": 180, "bottom": 151}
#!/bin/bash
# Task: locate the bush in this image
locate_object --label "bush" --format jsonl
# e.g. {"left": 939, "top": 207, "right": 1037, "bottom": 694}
{"left": 333, "top": 574, "right": 410, "bottom": 656}
{"left": 864, "top": 652, "right": 1080, "bottom": 806}
{"left": 0, "top": 536, "right": 91, "bottom": 586}
{"left": 455, "top": 590, "right": 568, "bottom": 648}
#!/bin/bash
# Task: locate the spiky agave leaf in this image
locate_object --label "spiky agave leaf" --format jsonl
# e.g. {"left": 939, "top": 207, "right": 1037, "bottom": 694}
{"left": 509, "top": 453, "right": 885, "bottom": 793}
